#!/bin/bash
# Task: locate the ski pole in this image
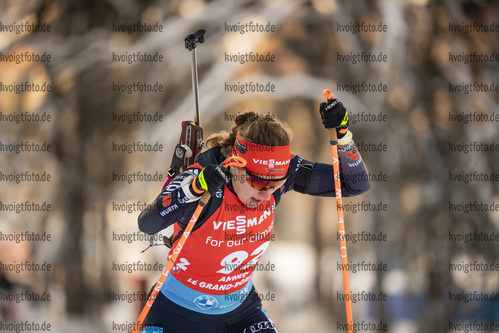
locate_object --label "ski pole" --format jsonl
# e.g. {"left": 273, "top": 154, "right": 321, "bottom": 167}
{"left": 131, "top": 156, "right": 247, "bottom": 333}
{"left": 185, "top": 29, "right": 206, "bottom": 126}
{"left": 323, "top": 89, "right": 354, "bottom": 333}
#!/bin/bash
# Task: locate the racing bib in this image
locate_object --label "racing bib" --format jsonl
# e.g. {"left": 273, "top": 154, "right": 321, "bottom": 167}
{"left": 169, "top": 187, "right": 275, "bottom": 295}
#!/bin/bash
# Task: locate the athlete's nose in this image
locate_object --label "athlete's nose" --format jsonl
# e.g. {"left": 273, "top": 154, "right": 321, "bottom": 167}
{"left": 256, "top": 188, "right": 273, "bottom": 201}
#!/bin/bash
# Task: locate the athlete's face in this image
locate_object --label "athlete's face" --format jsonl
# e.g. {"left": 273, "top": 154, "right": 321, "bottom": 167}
{"left": 230, "top": 166, "right": 276, "bottom": 208}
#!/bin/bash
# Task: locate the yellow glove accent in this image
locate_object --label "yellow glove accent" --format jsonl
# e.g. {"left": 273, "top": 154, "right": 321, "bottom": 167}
{"left": 197, "top": 170, "right": 209, "bottom": 192}
{"left": 340, "top": 112, "right": 349, "bottom": 127}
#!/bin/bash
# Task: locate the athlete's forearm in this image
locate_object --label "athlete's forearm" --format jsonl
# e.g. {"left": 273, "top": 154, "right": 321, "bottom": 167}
{"left": 288, "top": 139, "right": 370, "bottom": 197}
{"left": 138, "top": 168, "right": 201, "bottom": 234}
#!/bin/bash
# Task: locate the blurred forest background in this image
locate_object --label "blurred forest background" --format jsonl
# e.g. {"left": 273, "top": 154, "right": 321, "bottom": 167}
{"left": 0, "top": 0, "right": 498, "bottom": 332}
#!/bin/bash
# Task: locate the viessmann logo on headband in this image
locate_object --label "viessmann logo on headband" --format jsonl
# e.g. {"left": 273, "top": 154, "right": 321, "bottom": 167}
{"left": 233, "top": 133, "right": 291, "bottom": 177}
{"left": 252, "top": 158, "right": 289, "bottom": 174}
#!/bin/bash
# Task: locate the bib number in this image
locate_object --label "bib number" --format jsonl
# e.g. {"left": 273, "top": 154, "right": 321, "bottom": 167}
{"left": 216, "top": 241, "right": 270, "bottom": 274}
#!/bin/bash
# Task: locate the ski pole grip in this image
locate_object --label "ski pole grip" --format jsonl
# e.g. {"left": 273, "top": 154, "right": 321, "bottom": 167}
{"left": 196, "top": 156, "right": 246, "bottom": 206}
{"left": 323, "top": 89, "right": 338, "bottom": 143}
{"left": 323, "top": 89, "right": 334, "bottom": 101}
{"left": 185, "top": 29, "right": 206, "bottom": 51}
{"left": 197, "top": 157, "right": 246, "bottom": 206}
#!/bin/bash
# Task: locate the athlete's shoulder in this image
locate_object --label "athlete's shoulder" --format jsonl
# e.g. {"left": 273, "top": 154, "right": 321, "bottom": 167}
{"left": 194, "top": 147, "right": 225, "bottom": 167}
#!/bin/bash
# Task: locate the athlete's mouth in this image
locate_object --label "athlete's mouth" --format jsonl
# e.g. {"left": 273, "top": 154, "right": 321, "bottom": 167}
{"left": 250, "top": 197, "right": 261, "bottom": 206}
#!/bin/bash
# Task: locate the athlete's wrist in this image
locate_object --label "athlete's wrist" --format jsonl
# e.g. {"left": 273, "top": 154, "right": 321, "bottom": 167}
{"left": 180, "top": 175, "right": 203, "bottom": 202}
{"left": 337, "top": 130, "right": 353, "bottom": 147}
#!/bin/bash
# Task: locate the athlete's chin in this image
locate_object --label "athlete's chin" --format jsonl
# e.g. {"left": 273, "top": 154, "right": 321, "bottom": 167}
{"left": 245, "top": 198, "right": 262, "bottom": 208}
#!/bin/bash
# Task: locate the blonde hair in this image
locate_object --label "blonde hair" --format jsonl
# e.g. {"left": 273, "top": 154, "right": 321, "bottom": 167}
{"left": 206, "top": 111, "right": 293, "bottom": 158}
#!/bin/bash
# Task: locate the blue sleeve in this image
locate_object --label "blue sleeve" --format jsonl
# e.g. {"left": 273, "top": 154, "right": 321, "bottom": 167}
{"left": 137, "top": 167, "right": 201, "bottom": 235}
{"left": 281, "top": 142, "right": 370, "bottom": 198}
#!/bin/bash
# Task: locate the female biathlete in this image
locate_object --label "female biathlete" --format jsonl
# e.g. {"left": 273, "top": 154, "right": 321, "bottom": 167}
{"left": 137, "top": 97, "right": 370, "bottom": 332}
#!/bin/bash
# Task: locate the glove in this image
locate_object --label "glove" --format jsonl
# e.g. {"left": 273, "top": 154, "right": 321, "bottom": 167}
{"left": 319, "top": 98, "right": 349, "bottom": 139}
{"left": 191, "top": 164, "right": 232, "bottom": 196}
